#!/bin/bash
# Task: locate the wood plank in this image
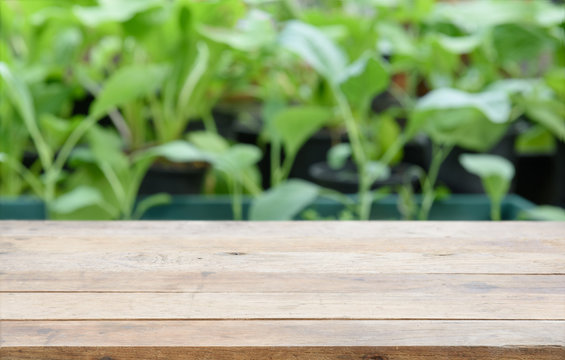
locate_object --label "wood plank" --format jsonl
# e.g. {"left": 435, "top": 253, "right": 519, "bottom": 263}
{"left": 2, "top": 320, "right": 564, "bottom": 347}
{"left": 2, "top": 221, "right": 564, "bottom": 254}
{"left": 2, "top": 272, "right": 563, "bottom": 293}
{"left": 3, "top": 346, "right": 565, "bottom": 360}
{"left": 2, "top": 292, "right": 564, "bottom": 320}
{"left": 2, "top": 251, "right": 563, "bottom": 274}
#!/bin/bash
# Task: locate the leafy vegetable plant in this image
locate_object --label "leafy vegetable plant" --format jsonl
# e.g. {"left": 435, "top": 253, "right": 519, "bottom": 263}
{"left": 278, "top": 20, "right": 390, "bottom": 220}
{"left": 459, "top": 154, "right": 515, "bottom": 221}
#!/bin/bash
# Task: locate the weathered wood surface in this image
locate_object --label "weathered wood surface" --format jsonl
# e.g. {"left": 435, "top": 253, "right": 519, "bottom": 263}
{"left": 1, "top": 221, "right": 564, "bottom": 359}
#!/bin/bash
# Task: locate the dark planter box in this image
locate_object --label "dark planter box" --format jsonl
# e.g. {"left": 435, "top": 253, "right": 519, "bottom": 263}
{"left": 0, "top": 194, "right": 535, "bottom": 221}
{"left": 0, "top": 197, "right": 46, "bottom": 220}
{"left": 141, "top": 194, "right": 534, "bottom": 221}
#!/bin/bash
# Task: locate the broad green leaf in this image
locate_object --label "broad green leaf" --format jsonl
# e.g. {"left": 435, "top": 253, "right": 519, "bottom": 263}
{"left": 39, "top": 114, "right": 78, "bottom": 151}
{"left": 91, "top": 64, "right": 168, "bottom": 119}
{"left": 366, "top": 161, "right": 391, "bottom": 184}
{"left": 372, "top": 114, "right": 403, "bottom": 164}
{"left": 74, "top": 0, "right": 162, "bottom": 26}
{"left": 279, "top": 20, "right": 348, "bottom": 84}
{"left": 434, "top": 33, "right": 483, "bottom": 55}
{"left": 143, "top": 141, "right": 212, "bottom": 163}
{"left": 492, "top": 24, "right": 553, "bottom": 65}
{"left": 177, "top": 42, "right": 209, "bottom": 116}
{"left": 525, "top": 99, "right": 565, "bottom": 140}
{"left": 51, "top": 186, "right": 105, "bottom": 214}
{"left": 328, "top": 143, "right": 352, "bottom": 170}
{"left": 432, "top": 0, "right": 562, "bottom": 32}
{"left": 377, "top": 22, "right": 416, "bottom": 56}
{"left": 133, "top": 193, "right": 171, "bottom": 219}
{"left": 415, "top": 88, "right": 511, "bottom": 124}
{"left": 409, "top": 88, "right": 511, "bottom": 151}
{"left": 0, "top": 62, "right": 52, "bottom": 166}
{"left": 521, "top": 206, "right": 565, "bottom": 221}
{"left": 212, "top": 144, "right": 262, "bottom": 174}
{"left": 515, "top": 125, "right": 556, "bottom": 155}
{"left": 340, "top": 55, "right": 389, "bottom": 110}
{"left": 199, "top": 9, "right": 276, "bottom": 51}
{"left": 249, "top": 179, "right": 319, "bottom": 220}
{"left": 273, "top": 106, "right": 332, "bottom": 158}
{"left": 545, "top": 69, "right": 565, "bottom": 98}
{"left": 487, "top": 79, "right": 542, "bottom": 95}
{"left": 459, "top": 154, "right": 515, "bottom": 211}
{"left": 460, "top": 154, "right": 515, "bottom": 181}
{"left": 188, "top": 131, "right": 230, "bottom": 154}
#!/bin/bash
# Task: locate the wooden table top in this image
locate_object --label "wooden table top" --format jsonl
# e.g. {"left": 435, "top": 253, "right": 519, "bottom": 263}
{"left": 1, "top": 221, "right": 564, "bottom": 359}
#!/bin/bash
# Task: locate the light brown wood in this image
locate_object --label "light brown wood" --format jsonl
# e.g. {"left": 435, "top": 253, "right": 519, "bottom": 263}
{"left": 1, "top": 221, "right": 564, "bottom": 358}
{"left": 2, "top": 272, "right": 563, "bottom": 292}
{"left": 2, "top": 320, "right": 564, "bottom": 346}
{"left": 2, "top": 346, "right": 564, "bottom": 360}
{"left": 3, "top": 292, "right": 565, "bottom": 320}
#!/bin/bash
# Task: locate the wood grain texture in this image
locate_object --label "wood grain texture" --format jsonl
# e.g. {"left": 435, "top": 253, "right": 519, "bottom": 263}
{"left": 3, "top": 292, "right": 565, "bottom": 320}
{"left": 1, "top": 221, "right": 564, "bottom": 358}
{"left": 3, "top": 272, "right": 563, "bottom": 293}
{"left": 2, "top": 346, "right": 564, "bottom": 360}
{"left": 2, "top": 320, "right": 564, "bottom": 346}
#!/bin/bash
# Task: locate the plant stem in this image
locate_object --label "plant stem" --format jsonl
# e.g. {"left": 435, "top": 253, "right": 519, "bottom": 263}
{"left": 418, "top": 143, "right": 451, "bottom": 221}
{"left": 230, "top": 175, "right": 243, "bottom": 220}
{"left": 202, "top": 109, "right": 218, "bottom": 134}
{"left": 491, "top": 197, "right": 502, "bottom": 221}
{"left": 270, "top": 138, "right": 282, "bottom": 187}
{"left": 331, "top": 85, "right": 370, "bottom": 220}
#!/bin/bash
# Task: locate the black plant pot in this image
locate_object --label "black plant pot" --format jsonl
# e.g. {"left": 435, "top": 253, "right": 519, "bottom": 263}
{"left": 185, "top": 109, "right": 237, "bottom": 140}
{"left": 138, "top": 161, "right": 208, "bottom": 195}
{"left": 437, "top": 130, "right": 518, "bottom": 194}
{"left": 402, "top": 135, "right": 431, "bottom": 170}
{"left": 309, "top": 161, "right": 418, "bottom": 194}
{"left": 555, "top": 140, "right": 565, "bottom": 207}
{"left": 515, "top": 153, "right": 558, "bottom": 205}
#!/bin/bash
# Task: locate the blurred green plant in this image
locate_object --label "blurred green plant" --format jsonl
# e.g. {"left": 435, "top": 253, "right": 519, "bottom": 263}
{"left": 459, "top": 153, "right": 515, "bottom": 221}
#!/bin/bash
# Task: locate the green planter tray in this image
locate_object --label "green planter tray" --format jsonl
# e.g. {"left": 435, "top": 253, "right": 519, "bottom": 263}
{"left": 0, "top": 194, "right": 535, "bottom": 221}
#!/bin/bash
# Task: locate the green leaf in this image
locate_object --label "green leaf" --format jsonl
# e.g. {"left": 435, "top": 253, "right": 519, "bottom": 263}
{"left": 212, "top": 144, "right": 262, "bottom": 174}
{"left": 521, "top": 206, "right": 565, "bottom": 221}
{"left": 432, "top": 0, "right": 562, "bottom": 32}
{"left": 416, "top": 88, "right": 511, "bottom": 124}
{"left": 492, "top": 24, "right": 553, "bottom": 65}
{"left": 133, "top": 193, "right": 171, "bottom": 219}
{"left": 74, "top": 0, "right": 162, "bottom": 26}
{"left": 460, "top": 154, "right": 515, "bottom": 181}
{"left": 91, "top": 64, "right": 168, "bottom": 119}
{"left": 515, "top": 125, "right": 556, "bottom": 155}
{"left": 434, "top": 33, "right": 483, "bottom": 54}
{"left": 188, "top": 131, "right": 230, "bottom": 154}
{"left": 0, "top": 62, "right": 52, "bottom": 166}
{"left": 525, "top": 99, "right": 565, "bottom": 141}
{"left": 279, "top": 20, "right": 348, "bottom": 84}
{"left": 366, "top": 161, "right": 391, "bottom": 184}
{"left": 545, "top": 69, "right": 565, "bottom": 98}
{"left": 249, "top": 179, "right": 319, "bottom": 220}
{"left": 340, "top": 55, "right": 389, "bottom": 110}
{"left": 328, "top": 143, "right": 352, "bottom": 170}
{"left": 51, "top": 186, "right": 105, "bottom": 214}
{"left": 143, "top": 141, "right": 212, "bottom": 163}
{"left": 177, "top": 42, "right": 209, "bottom": 117}
{"left": 273, "top": 106, "right": 332, "bottom": 158}
{"left": 459, "top": 154, "right": 515, "bottom": 209}
{"left": 487, "top": 79, "right": 542, "bottom": 95}
{"left": 409, "top": 88, "right": 511, "bottom": 151}
{"left": 199, "top": 9, "right": 276, "bottom": 51}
